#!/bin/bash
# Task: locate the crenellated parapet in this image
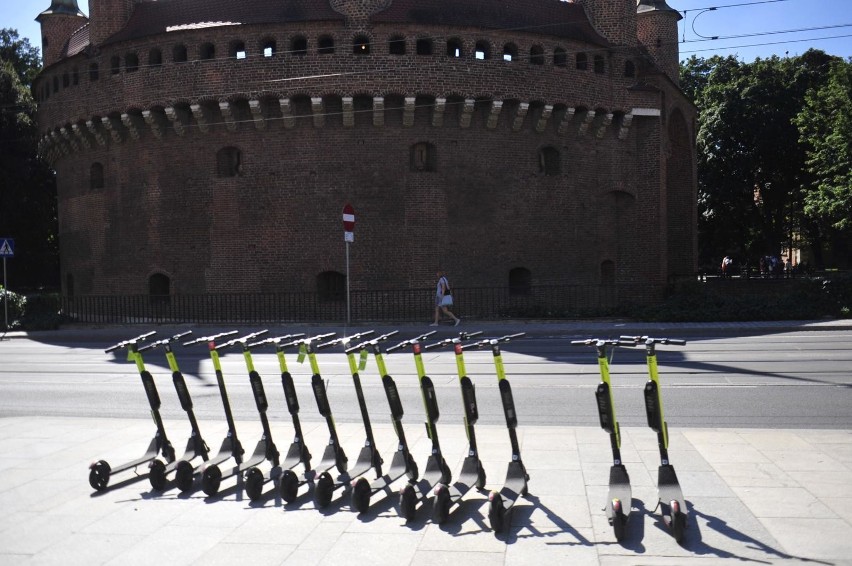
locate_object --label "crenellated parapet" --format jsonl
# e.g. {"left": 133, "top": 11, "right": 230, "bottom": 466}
{"left": 37, "top": 91, "right": 647, "bottom": 163}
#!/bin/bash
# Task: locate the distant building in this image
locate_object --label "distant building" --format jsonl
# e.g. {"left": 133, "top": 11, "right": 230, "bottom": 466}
{"left": 34, "top": 0, "right": 696, "bottom": 303}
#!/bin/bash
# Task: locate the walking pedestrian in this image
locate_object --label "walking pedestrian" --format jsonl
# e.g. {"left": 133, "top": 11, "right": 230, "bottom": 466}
{"left": 431, "top": 270, "right": 460, "bottom": 326}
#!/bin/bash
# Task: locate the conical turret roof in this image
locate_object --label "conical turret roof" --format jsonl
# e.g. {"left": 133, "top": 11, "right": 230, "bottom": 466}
{"left": 36, "top": 0, "right": 86, "bottom": 21}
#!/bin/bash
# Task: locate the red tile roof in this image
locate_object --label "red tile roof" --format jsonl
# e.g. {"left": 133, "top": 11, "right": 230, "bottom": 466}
{"left": 371, "top": 0, "right": 609, "bottom": 46}
{"left": 104, "top": 0, "right": 345, "bottom": 44}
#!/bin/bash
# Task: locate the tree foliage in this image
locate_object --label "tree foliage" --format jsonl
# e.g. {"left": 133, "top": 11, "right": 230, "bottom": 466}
{"left": 0, "top": 28, "right": 58, "bottom": 290}
{"left": 681, "top": 50, "right": 843, "bottom": 269}
{"left": 794, "top": 58, "right": 852, "bottom": 264}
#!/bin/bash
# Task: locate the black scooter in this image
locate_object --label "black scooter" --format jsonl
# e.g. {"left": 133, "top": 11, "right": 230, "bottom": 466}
{"left": 347, "top": 331, "right": 421, "bottom": 514}
{"left": 423, "top": 331, "right": 487, "bottom": 524}
{"left": 218, "top": 330, "right": 283, "bottom": 501}
{"left": 181, "top": 330, "right": 245, "bottom": 497}
{"left": 293, "top": 332, "right": 360, "bottom": 509}
{"left": 621, "top": 335, "right": 689, "bottom": 543}
{"left": 385, "top": 331, "right": 450, "bottom": 521}
{"left": 316, "top": 331, "right": 389, "bottom": 512}
{"left": 89, "top": 331, "right": 176, "bottom": 492}
{"left": 137, "top": 330, "right": 211, "bottom": 492}
{"left": 245, "top": 332, "right": 313, "bottom": 504}
{"left": 467, "top": 333, "right": 529, "bottom": 534}
{"left": 571, "top": 337, "right": 632, "bottom": 541}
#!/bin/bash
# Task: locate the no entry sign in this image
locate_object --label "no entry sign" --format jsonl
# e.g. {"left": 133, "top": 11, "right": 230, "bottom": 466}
{"left": 342, "top": 204, "right": 355, "bottom": 242}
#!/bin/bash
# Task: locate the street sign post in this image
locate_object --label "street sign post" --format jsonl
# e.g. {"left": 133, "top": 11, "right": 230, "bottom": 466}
{"left": 342, "top": 205, "right": 355, "bottom": 325}
{"left": 0, "top": 238, "right": 14, "bottom": 331}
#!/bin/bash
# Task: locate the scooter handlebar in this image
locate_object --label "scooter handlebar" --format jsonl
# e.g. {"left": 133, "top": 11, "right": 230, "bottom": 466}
{"left": 345, "top": 330, "right": 399, "bottom": 354}
{"left": 619, "top": 335, "right": 687, "bottom": 346}
{"left": 182, "top": 330, "right": 239, "bottom": 346}
{"left": 104, "top": 330, "right": 157, "bottom": 353}
{"left": 460, "top": 332, "right": 525, "bottom": 350}
{"left": 316, "top": 330, "right": 375, "bottom": 350}
{"left": 246, "top": 332, "right": 307, "bottom": 349}
{"left": 216, "top": 329, "right": 269, "bottom": 350}
{"left": 423, "top": 330, "right": 484, "bottom": 350}
{"left": 387, "top": 330, "right": 438, "bottom": 353}
{"left": 137, "top": 330, "right": 193, "bottom": 352}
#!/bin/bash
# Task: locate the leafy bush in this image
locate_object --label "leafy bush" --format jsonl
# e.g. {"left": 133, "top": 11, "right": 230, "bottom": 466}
{"left": 0, "top": 286, "right": 26, "bottom": 329}
{"left": 20, "top": 293, "right": 61, "bottom": 330}
{"left": 631, "top": 277, "right": 842, "bottom": 322}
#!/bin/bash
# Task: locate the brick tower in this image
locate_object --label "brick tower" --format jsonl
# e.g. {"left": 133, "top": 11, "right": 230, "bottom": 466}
{"left": 36, "top": 0, "right": 88, "bottom": 67}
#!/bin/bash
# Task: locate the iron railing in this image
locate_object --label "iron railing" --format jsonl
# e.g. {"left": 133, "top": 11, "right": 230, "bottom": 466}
{"left": 60, "top": 284, "right": 621, "bottom": 324}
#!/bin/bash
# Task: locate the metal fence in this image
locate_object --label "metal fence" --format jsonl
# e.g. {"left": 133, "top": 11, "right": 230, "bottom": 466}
{"left": 60, "top": 284, "right": 621, "bottom": 324}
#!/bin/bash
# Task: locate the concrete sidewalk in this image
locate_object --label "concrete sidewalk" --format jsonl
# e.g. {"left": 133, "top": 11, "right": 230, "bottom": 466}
{"left": 1, "top": 414, "right": 851, "bottom": 565}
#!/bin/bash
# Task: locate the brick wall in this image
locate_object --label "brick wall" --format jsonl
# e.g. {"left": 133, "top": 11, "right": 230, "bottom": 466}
{"left": 35, "top": 1, "right": 695, "bottom": 302}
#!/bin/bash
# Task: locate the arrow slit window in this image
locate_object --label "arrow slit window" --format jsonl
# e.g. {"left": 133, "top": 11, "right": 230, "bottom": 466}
{"left": 90, "top": 162, "right": 104, "bottom": 189}
{"left": 411, "top": 142, "right": 436, "bottom": 172}
{"left": 539, "top": 146, "right": 560, "bottom": 176}
{"left": 217, "top": 147, "right": 242, "bottom": 177}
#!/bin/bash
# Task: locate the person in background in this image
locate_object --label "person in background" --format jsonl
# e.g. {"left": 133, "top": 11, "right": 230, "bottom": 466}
{"left": 431, "top": 270, "right": 460, "bottom": 327}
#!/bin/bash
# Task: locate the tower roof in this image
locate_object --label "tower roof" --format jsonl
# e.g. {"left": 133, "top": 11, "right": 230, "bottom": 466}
{"left": 636, "top": 0, "right": 682, "bottom": 20}
{"left": 36, "top": 0, "right": 86, "bottom": 22}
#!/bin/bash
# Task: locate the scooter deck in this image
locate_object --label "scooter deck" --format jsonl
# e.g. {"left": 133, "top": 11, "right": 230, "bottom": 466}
{"left": 280, "top": 441, "right": 311, "bottom": 472}
{"left": 412, "top": 454, "right": 448, "bottom": 500}
{"left": 446, "top": 455, "right": 482, "bottom": 503}
{"left": 348, "top": 445, "right": 380, "bottom": 479}
{"left": 606, "top": 464, "right": 632, "bottom": 519}
{"left": 108, "top": 436, "right": 167, "bottom": 475}
{"left": 205, "top": 436, "right": 242, "bottom": 469}
{"left": 316, "top": 442, "right": 348, "bottom": 477}
{"left": 496, "top": 460, "right": 528, "bottom": 506}
{"left": 368, "top": 450, "right": 411, "bottom": 493}
{"left": 657, "top": 464, "right": 686, "bottom": 514}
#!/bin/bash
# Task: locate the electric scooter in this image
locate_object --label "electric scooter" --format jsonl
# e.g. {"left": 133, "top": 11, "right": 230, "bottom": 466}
{"left": 183, "top": 330, "right": 245, "bottom": 497}
{"left": 182, "top": 330, "right": 245, "bottom": 497}
{"left": 137, "top": 330, "right": 211, "bottom": 492}
{"left": 571, "top": 337, "right": 632, "bottom": 541}
{"left": 294, "top": 332, "right": 359, "bottom": 509}
{"left": 467, "top": 333, "right": 529, "bottom": 534}
{"left": 621, "top": 335, "right": 688, "bottom": 543}
{"left": 423, "top": 331, "right": 488, "bottom": 524}
{"left": 218, "top": 329, "right": 283, "bottom": 501}
{"left": 315, "top": 331, "right": 388, "bottom": 512}
{"left": 346, "top": 331, "right": 421, "bottom": 514}
{"left": 244, "top": 332, "right": 320, "bottom": 504}
{"left": 385, "top": 330, "right": 450, "bottom": 521}
{"left": 89, "top": 331, "right": 176, "bottom": 492}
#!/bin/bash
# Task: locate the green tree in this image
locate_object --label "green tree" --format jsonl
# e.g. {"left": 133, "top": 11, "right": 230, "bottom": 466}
{"left": 795, "top": 59, "right": 852, "bottom": 267}
{"left": 0, "top": 29, "right": 58, "bottom": 290}
{"left": 0, "top": 29, "right": 41, "bottom": 87}
{"left": 682, "top": 50, "right": 836, "bottom": 269}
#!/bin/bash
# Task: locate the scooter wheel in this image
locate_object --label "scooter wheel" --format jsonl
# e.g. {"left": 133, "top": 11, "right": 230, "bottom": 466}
{"left": 488, "top": 492, "right": 505, "bottom": 533}
{"left": 245, "top": 467, "right": 264, "bottom": 501}
{"left": 89, "top": 460, "right": 111, "bottom": 492}
{"left": 279, "top": 470, "right": 299, "bottom": 504}
{"left": 315, "top": 472, "right": 334, "bottom": 509}
{"left": 201, "top": 465, "right": 222, "bottom": 496}
{"left": 670, "top": 500, "right": 686, "bottom": 543}
{"left": 149, "top": 459, "right": 167, "bottom": 491}
{"left": 400, "top": 484, "right": 417, "bottom": 521}
{"left": 175, "top": 461, "right": 195, "bottom": 492}
{"left": 351, "top": 477, "right": 371, "bottom": 514}
{"left": 476, "top": 464, "right": 487, "bottom": 490}
{"left": 612, "top": 498, "right": 626, "bottom": 541}
{"left": 432, "top": 485, "right": 451, "bottom": 524}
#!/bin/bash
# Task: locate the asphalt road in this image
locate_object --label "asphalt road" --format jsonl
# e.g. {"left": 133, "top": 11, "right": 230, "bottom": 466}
{"left": 1, "top": 325, "right": 851, "bottom": 430}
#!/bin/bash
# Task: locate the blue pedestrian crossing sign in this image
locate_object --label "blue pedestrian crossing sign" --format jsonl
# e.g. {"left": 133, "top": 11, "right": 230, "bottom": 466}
{"left": 0, "top": 238, "right": 14, "bottom": 258}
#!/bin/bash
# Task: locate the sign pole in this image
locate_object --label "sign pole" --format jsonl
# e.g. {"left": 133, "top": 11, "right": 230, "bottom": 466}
{"left": 342, "top": 204, "right": 355, "bottom": 327}
{"left": 3, "top": 257, "right": 7, "bottom": 331}
{"left": 345, "top": 241, "right": 350, "bottom": 326}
